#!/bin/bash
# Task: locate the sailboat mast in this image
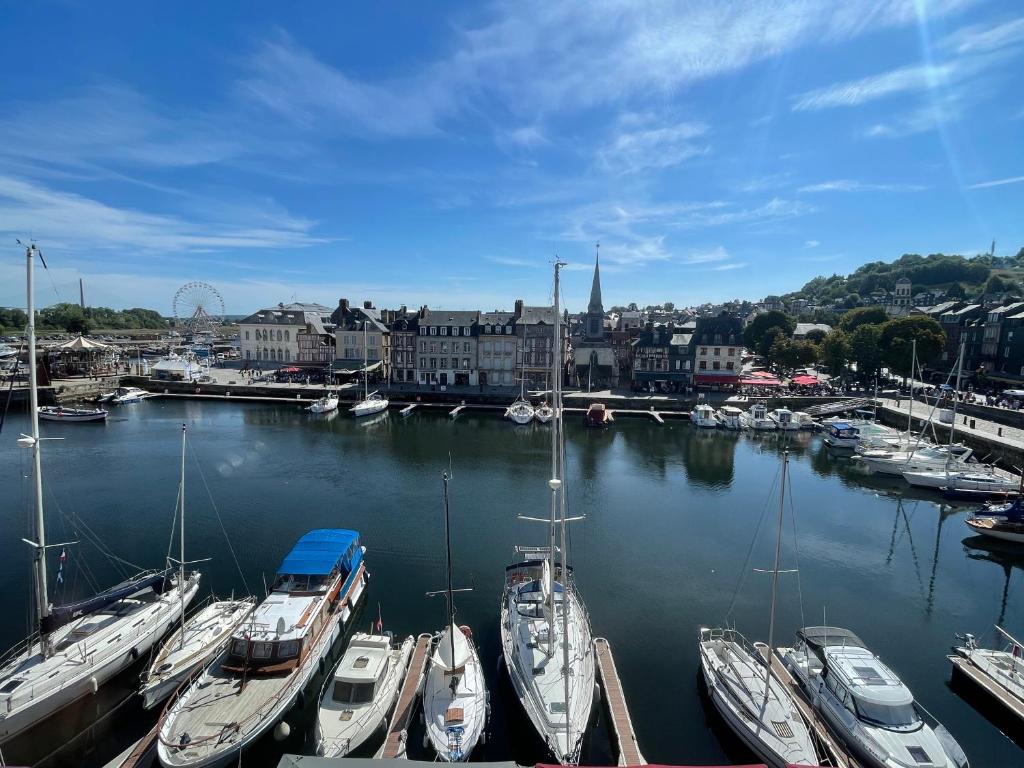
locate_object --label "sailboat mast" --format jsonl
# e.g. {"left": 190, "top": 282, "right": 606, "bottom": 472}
{"left": 442, "top": 472, "right": 456, "bottom": 670}
{"left": 179, "top": 422, "right": 186, "bottom": 650}
{"left": 762, "top": 450, "right": 788, "bottom": 709}
{"left": 26, "top": 245, "right": 49, "bottom": 628}
{"left": 948, "top": 343, "right": 964, "bottom": 449}
{"left": 907, "top": 339, "right": 915, "bottom": 435}
{"left": 546, "top": 263, "right": 563, "bottom": 649}
{"left": 363, "top": 320, "right": 369, "bottom": 400}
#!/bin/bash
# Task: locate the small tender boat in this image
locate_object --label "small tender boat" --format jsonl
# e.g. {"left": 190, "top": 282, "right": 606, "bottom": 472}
{"left": 690, "top": 403, "right": 719, "bottom": 428}
{"left": 769, "top": 408, "right": 799, "bottom": 431}
{"left": 583, "top": 402, "right": 612, "bottom": 428}
{"left": 780, "top": 626, "right": 969, "bottom": 768}
{"left": 308, "top": 392, "right": 340, "bottom": 414}
{"left": 742, "top": 402, "right": 776, "bottom": 430}
{"left": 506, "top": 398, "right": 535, "bottom": 425}
{"left": 949, "top": 626, "right": 1024, "bottom": 722}
{"left": 112, "top": 386, "right": 155, "bottom": 404}
{"left": 822, "top": 421, "right": 860, "bottom": 450}
{"left": 534, "top": 402, "right": 554, "bottom": 423}
{"left": 37, "top": 405, "right": 107, "bottom": 422}
{"left": 716, "top": 405, "right": 745, "bottom": 430}
{"left": 965, "top": 499, "right": 1024, "bottom": 544}
{"left": 141, "top": 598, "right": 255, "bottom": 709}
{"left": 315, "top": 632, "right": 415, "bottom": 758}
{"left": 351, "top": 392, "right": 389, "bottom": 417}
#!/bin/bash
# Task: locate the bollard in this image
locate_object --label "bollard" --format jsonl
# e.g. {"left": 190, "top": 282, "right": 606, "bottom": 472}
{"left": 998, "top": 427, "right": 1003, "bottom": 436}
{"left": 963, "top": 416, "right": 968, "bottom": 425}
{"left": 970, "top": 419, "right": 976, "bottom": 429}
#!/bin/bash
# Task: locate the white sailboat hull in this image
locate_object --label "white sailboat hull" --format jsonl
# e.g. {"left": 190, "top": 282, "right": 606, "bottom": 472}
{"left": 309, "top": 398, "right": 339, "bottom": 414}
{"left": 351, "top": 399, "right": 388, "bottom": 417}
{"left": 423, "top": 629, "right": 488, "bottom": 761}
{"left": 0, "top": 576, "right": 200, "bottom": 744}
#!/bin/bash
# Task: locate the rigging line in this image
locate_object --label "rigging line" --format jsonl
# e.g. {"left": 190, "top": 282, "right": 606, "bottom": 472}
{"left": 725, "top": 464, "right": 782, "bottom": 621}
{"left": 52, "top": 498, "right": 147, "bottom": 575}
{"left": 187, "top": 439, "right": 252, "bottom": 596}
{"left": 785, "top": 464, "right": 806, "bottom": 631}
{"left": 0, "top": 332, "right": 25, "bottom": 437}
{"left": 165, "top": 483, "right": 181, "bottom": 566}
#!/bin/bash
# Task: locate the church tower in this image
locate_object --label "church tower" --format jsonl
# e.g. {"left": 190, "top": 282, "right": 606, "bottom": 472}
{"left": 585, "top": 244, "right": 605, "bottom": 340}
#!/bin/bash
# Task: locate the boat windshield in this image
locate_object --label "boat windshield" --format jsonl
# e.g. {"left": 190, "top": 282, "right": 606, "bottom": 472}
{"left": 854, "top": 698, "right": 920, "bottom": 729}
{"left": 333, "top": 680, "right": 376, "bottom": 704}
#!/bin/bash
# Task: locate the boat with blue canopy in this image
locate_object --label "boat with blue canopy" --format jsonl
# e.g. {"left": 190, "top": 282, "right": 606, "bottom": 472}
{"left": 158, "top": 529, "right": 368, "bottom": 768}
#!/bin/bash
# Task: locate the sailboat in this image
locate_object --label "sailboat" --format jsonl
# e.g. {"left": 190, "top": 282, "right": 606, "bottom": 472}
{"left": 698, "top": 451, "right": 821, "bottom": 768}
{"left": 422, "top": 473, "right": 488, "bottom": 761}
{"left": 140, "top": 424, "right": 255, "bottom": 710}
{"left": 506, "top": 341, "right": 535, "bottom": 425}
{"left": 308, "top": 391, "right": 340, "bottom": 414}
{"left": 950, "top": 626, "right": 1024, "bottom": 721}
{"left": 0, "top": 245, "right": 201, "bottom": 745}
{"left": 501, "top": 261, "right": 595, "bottom": 765}
{"left": 351, "top": 319, "right": 389, "bottom": 417}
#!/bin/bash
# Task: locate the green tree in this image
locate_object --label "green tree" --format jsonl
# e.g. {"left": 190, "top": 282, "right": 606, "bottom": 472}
{"left": 792, "top": 339, "right": 820, "bottom": 368}
{"left": 838, "top": 305, "right": 889, "bottom": 332}
{"left": 744, "top": 310, "right": 795, "bottom": 352}
{"left": 879, "top": 316, "right": 947, "bottom": 379}
{"left": 768, "top": 335, "right": 796, "bottom": 371}
{"left": 849, "top": 324, "right": 884, "bottom": 383}
{"left": 758, "top": 326, "right": 787, "bottom": 361}
{"left": 804, "top": 328, "right": 828, "bottom": 344}
{"left": 946, "top": 282, "right": 966, "bottom": 299}
{"left": 663, "top": 301, "right": 675, "bottom": 312}
{"left": 819, "top": 329, "right": 851, "bottom": 376}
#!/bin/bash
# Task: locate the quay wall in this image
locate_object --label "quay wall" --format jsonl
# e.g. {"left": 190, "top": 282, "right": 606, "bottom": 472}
{"left": 874, "top": 405, "right": 1024, "bottom": 468}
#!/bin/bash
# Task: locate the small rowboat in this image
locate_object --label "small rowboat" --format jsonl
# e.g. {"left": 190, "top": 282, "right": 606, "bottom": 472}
{"left": 38, "top": 405, "right": 107, "bottom": 422}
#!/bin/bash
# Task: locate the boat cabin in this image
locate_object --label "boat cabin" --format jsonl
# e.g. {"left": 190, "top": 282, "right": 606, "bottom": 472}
{"left": 227, "top": 529, "right": 362, "bottom": 671}
{"left": 330, "top": 639, "right": 389, "bottom": 706}
{"left": 827, "top": 422, "right": 859, "bottom": 441}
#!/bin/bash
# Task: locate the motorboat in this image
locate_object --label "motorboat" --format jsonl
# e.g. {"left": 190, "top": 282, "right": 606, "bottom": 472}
{"left": 141, "top": 598, "right": 255, "bottom": 709}
{"left": 792, "top": 411, "right": 816, "bottom": 430}
{"left": 507, "top": 398, "right": 535, "bottom": 425}
{"left": 724, "top": 394, "right": 749, "bottom": 404}
{"left": 949, "top": 626, "right": 1024, "bottom": 722}
{"left": 742, "top": 402, "right": 776, "bottom": 430}
{"left": 965, "top": 499, "right": 1024, "bottom": 544}
{"left": 822, "top": 422, "right": 860, "bottom": 450}
{"left": 716, "top": 405, "right": 745, "bottom": 430}
{"left": 37, "top": 405, "right": 107, "bottom": 422}
{"left": 903, "top": 467, "right": 1017, "bottom": 494}
{"left": 423, "top": 475, "right": 487, "bottom": 762}
{"left": 315, "top": 632, "right": 415, "bottom": 758}
{"left": 308, "top": 392, "right": 340, "bottom": 414}
{"left": 0, "top": 342, "right": 18, "bottom": 360}
{"left": 535, "top": 402, "right": 554, "bottom": 423}
{"left": 111, "top": 386, "right": 154, "bottom": 404}
{"left": 351, "top": 392, "right": 389, "bottom": 417}
{"left": 779, "top": 626, "right": 969, "bottom": 768}
{"left": 502, "top": 262, "right": 595, "bottom": 766}
{"left": 769, "top": 408, "right": 799, "bottom": 431}
{"left": 0, "top": 247, "right": 201, "bottom": 745}
{"left": 583, "top": 403, "right": 612, "bottom": 428}
{"left": 690, "top": 403, "right": 719, "bottom": 428}
{"left": 351, "top": 320, "right": 390, "bottom": 417}
{"left": 157, "top": 529, "right": 368, "bottom": 767}
{"left": 699, "top": 452, "right": 822, "bottom": 768}
{"left": 856, "top": 444, "right": 973, "bottom": 477}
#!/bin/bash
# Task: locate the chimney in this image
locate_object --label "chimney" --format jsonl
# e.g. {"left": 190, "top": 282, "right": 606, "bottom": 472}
{"left": 514, "top": 299, "right": 524, "bottom": 320}
{"left": 363, "top": 300, "right": 372, "bottom": 310}
{"left": 399, "top": 304, "right": 407, "bottom": 315}
{"left": 339, "top": 298, "right": 350, "bottom": 313}
{"left": 419, "top": 305, "right": 428, "bottom": 319}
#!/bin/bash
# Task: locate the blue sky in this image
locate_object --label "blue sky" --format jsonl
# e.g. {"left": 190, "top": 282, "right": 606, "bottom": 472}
{"left": 1, "top": 1, "right": 1022, "bottom": 315}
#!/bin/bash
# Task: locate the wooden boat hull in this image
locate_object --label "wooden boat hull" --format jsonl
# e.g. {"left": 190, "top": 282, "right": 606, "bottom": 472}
{"left": 965, "top": 517, "right": 1024, "bottom": 543}
{"left": 37, "top": 407, "right": 107, "bottom": 422}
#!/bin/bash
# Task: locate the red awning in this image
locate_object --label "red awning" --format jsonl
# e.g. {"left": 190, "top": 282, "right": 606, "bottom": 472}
{"left": 791, "top": 375, "right": 818, "bottom": 385}
{"left": 279, "top": 366, "right": 301, "bottom": 373}
{"left": 740, "top": 377, "right": 781, "bottom": 386}
{"left": 694, "top": 373, "right": 740, "bottom": 385}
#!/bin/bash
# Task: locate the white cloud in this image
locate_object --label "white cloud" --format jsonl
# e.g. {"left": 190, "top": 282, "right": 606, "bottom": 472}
{"left": 684, "top": 246, "right": 730, "bottom": 264}
{"left": 804, "top": 239, "right": 820, "bottom": 248}
{"left": 940, "top": 16, "right": 1024, "bottom": 55}
{"left": 501, "top": 124, "right": 549, "bottom": 149}
{"left": 797, "top": 179, "right": 924, "bottom": 192}
{"left": 0, "top": 175, "right": 326, "bottom": 254}
{"left": 968, "top": 175, "right": 1024, "bottom": 189}
{"left": 597, "top": 121, "right": 709, "bottom": 174}
{"left": 792, "top": 63, "right": 956, "bottom": 111}
{"left": 711, "top": 262, "right": 748, "bottom": 271}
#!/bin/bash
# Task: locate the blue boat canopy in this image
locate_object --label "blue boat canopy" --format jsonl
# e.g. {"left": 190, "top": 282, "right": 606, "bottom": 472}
{"left": 278, "top": 529, "right": 361, "bottom": 577}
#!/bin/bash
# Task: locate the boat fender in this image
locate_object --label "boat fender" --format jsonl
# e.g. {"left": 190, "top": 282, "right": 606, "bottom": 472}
{"left": 318, "top": 657, "right": 325, "bottom": 674}
{"left": 274, "top": 721, "right": 290, "bottom": 741}
{"left": 593, "top": 681, "right": 601, "bottom": 704}
{"left": 422, "top": 732, "right": 429, "bottom": 749}
{"left": 89, "top": 676, "right": 99, "bottom": 694}
{"left": 129, "top": 646, "right": 139, "bottom": 660}
{"left": 297, "top": 690, "right": 306, "bottom": 710}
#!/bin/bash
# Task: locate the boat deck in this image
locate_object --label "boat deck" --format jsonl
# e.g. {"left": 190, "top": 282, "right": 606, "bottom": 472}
{"left": 378, "top": 633, "right": 432, "bottom": 759}
{"left": 949, "top": 654, "right": 1024, "bottom": 722}
{"left": 759, "top": 645, "right": 861, "bottom": 768}
{"left": 593, "top": 637, "right": 645, "bottom": 766}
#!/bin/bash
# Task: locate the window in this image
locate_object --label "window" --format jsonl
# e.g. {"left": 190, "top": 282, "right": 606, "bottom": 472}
{"left": 420, "top": 357, "right": 426, "bottom": 368}
{"left": 463, "top": 327, "right": 470, "bottom": 336}
{"left": 285, "top": 350, "right": 291, "bottom": 361}
{"left": 285, "top": 330, "right": 290, "bottom": 342}
{"left": 713, "top": 361, "right": 720, "bottom": 370}
{"left": 252, "top": 642, "right": 273, "bottom": 659}
{"left": 430, "top": 326, "right": 437, "bottom": 335}
{"left": 452, "top": 326, "right": 460, "bottom": 336}
{"left": 440, "top": 342, "right": 448, "bottom": 353}
{"left": 429, "top": 358, "right": 436, "bottom": 368}
{"left": 726, "top": 361, "right": 734, "bottom": 370}
{"left": 420, "top": 326, "right": 427, "bottom": 335}
{"left": 505, "top": 326, "right": 512, "bottom": 334}
{"left": 727, "top": 347, "right": 734, "bottom": 356}
{"left": 440, "top": 326, "right": 448, "bottom": 335}
{"left": 430, "top": 342, "right": 437, "bottom": 353}
{"left": 699, "top": 360, "right": 707, "bottom": 370}
{"left": 700, "top": 347, "right": 707, "bottom": 355}
{"left": 463, "top": 358, "right": 470, "bottom": 368}
{"left": 332, "top": 680, "right": 376, "bottom": 704}
{"left": 277, "top": 330, "right": 283, "bottom": 341}
{"left": 853, "top": 698, "right": 920, "bottom": 728}
{"left": 441, "top": 358, "right": 448, "bottom": 368}
{"left": 485, "top": 325, "right": 491, "bottom": 334}
{"left": 463, "top": 342, "right": 471, "bottom": 353}
{"left": 714, "top": 347, "right": 721, "bottom": 356}
{"left": 231, "top": 639, "right": 247, "bottom": 656}
{"left": 277, "top": 640, "right": 299, "bottom": 658}
{"left": 420, "top": 340, "right": 426, "bottom": 352}
{"left": 245, "top": 350, "right": 250, "bottom": 360}
{"left": 245, "top": 331, "right": 250, "bottom": 340}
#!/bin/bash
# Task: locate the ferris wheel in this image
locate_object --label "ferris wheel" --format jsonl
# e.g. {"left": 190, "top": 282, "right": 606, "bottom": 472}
{"left": 172, "top": 281, "right": 225, "bottom": 335}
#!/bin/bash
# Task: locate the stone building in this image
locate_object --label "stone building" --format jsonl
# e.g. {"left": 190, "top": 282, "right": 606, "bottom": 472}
{"left": 888, "top": 277, "right": 913, "bottom": 316}
{"left": 416, "top": 310, "right": 479, "bottom": 387}
{"left": 692, "top": 313, "right": 743, "bottom": 388}
{"left": 239, "top": 302, "right": 333, "bottom": 364}
{"left": 631, "top": 323, "right": 693, "bottom": 392}
{"left": 331, "top": 299, "right": 391, "bottom": 383}
{"left": 514, "top": 300, "right": 560, "bottom": 391}
{"left": 385, "top": 306, "right": 420, "bottom": 384}
{"left": 479, "top": 311, "right": 517, "bottom": 389}
{"left": 572, "top": 252, "right": 618, "bottom": 389}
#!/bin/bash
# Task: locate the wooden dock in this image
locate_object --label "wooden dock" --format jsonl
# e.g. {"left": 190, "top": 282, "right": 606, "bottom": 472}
{"left": 399, "top": 403, "right": 417, "bottom": 416}
{"left": 449, "top": 404, "right": 467, "bottom": 418}
{"left": 377, "top": 633, "right": 433, "bottom": 759}
{"left": 593, "top": 637, "right": 646, "bottom": 766}
{"left": 757, "top": 644, "right": 860, "bottom": 768}
{"left": 949, "top": 654, "right": 1024, "bottom": 722}
{"left": 649, "top": 410, "right": 664, "bottom": 424}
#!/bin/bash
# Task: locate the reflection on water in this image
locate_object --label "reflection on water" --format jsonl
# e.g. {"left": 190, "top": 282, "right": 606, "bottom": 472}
{"left": 0, "top": 404, "right": 1020, "bottom": 767}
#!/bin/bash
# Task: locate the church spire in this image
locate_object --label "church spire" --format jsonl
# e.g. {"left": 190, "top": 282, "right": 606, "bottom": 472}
{"left": 588, "top": 242, "right": 603, "bottom": 314}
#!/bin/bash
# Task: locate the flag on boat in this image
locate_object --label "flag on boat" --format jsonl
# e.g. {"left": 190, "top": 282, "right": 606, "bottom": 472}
{"left": 56, "top": 547, "right": 66, "bottom": 584}
{"left": 375, "top": 603, "right": 383, "bottom": 633}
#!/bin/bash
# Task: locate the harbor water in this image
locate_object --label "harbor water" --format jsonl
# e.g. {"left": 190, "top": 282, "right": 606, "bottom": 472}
{"left": 0, "top": 399, "right": 1021, "bottom": 767}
